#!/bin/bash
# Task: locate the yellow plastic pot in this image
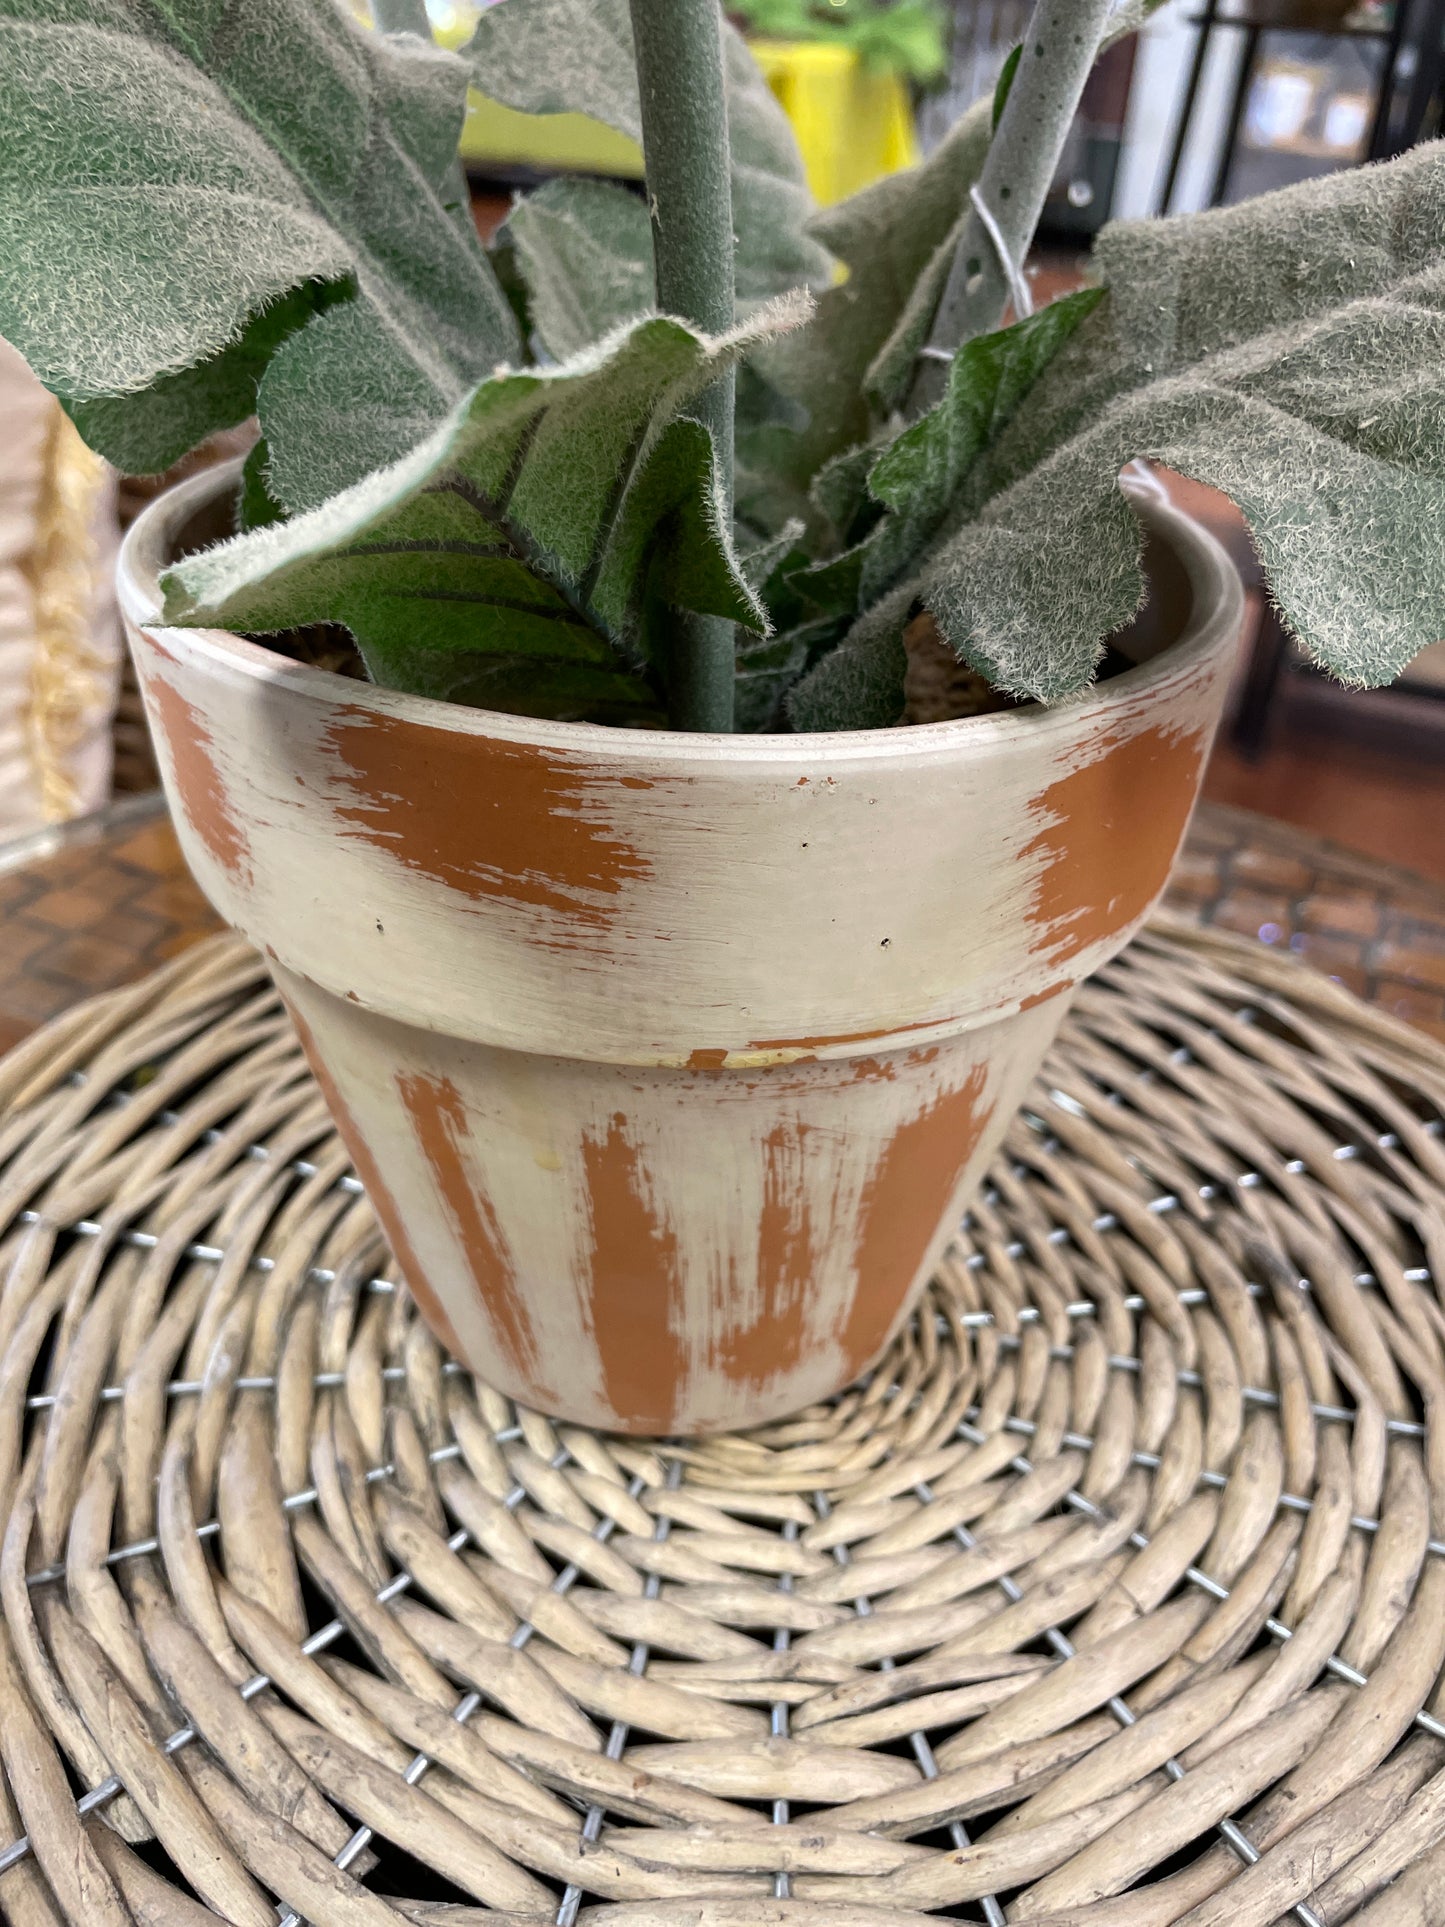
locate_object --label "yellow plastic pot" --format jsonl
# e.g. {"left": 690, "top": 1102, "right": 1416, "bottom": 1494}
{"left": 748, "top": 38, "right": 919, "bottom": 204}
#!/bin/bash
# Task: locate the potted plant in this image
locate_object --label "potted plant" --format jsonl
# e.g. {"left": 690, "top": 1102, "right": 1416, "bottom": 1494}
{"left": 3, "top": 0, "right": 1440, "bottom": 1434}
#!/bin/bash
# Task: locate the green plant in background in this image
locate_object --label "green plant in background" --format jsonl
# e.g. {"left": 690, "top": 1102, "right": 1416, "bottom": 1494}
{"left": 2, "top": 0, "right": 1443, "bottom": 736}
{"left": 730, "top": 0, "right": 950, "bottom": 86}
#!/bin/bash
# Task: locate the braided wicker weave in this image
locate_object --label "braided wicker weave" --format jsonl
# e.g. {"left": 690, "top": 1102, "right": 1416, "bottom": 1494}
{"left": 1, "top": 918, "right": 1444, "bottom": 1925}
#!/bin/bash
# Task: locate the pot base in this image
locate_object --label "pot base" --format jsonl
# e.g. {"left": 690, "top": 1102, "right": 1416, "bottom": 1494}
{"left": 280, "top": 963, "right": 1068, "bottom": 1434}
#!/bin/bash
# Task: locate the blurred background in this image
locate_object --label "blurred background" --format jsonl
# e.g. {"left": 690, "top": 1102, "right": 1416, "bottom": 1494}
{"left": 3, "top": 0, "right": 1443, "bottom": 882}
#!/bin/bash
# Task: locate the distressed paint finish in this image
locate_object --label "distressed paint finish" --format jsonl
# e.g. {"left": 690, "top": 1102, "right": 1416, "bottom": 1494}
{"left": 120, "top": 465, "right": 1244, "bottom": 1432}
{"left": 396, "top": 1070, "right": 549, "bottom": 1399}
{"left": 842, "top": 1062, "right": 992, "bottom": 1368}
{"left": 135, "top": 638, "right": 252, "bottom": 885}
{"left": 1023, "top": 718, "right": 1211, "bottom": 968}
{"left": 325, "top": 707, "right": 652, "bottom": 931}
{"left": 713, "top": 1121, "right": 815, "bottom": 1395}
{"left": 256, "top": 984, "right": 1047, "bottom": 1432}
{"left": 281, "top": 994, "right": 465, "bottom": 1361}
{"left": 581, "top": 1114, "right": 687, "bottom": 1436}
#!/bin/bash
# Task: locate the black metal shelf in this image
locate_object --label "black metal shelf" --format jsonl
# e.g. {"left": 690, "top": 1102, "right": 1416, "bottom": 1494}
{"left": 1158, "top": 0, "right": 1442, "bottom": 214}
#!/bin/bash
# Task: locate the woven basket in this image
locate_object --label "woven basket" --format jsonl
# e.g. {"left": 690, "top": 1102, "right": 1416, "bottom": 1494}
{"left": 1, "top": 917, "right": 1443, "bottom": 1924}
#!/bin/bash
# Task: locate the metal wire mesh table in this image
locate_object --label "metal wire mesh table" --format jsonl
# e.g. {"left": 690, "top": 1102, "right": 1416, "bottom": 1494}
{"left": 1, "top": 915, "right": 1444, "bottom": 1923}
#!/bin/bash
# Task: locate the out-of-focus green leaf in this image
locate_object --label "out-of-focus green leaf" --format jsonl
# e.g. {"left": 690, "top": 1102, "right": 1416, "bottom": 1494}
{"left": 504, "top": 179, "right": 654, "bottom": 362}
{"left": 468, "top": 0, "right": 830, "bottom": 332}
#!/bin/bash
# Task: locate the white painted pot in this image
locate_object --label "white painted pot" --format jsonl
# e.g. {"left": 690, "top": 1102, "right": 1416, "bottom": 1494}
{"left": 118, "top": 467, "right": 1243, "bottom": 1435}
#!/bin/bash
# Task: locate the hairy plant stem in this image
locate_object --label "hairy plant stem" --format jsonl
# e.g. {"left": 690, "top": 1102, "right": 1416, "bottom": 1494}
{"left": 908, "top": 0, "right": 1113, "bottom": 416}
{"left": 629, "top": 0, "right": 737, "bottom": 733}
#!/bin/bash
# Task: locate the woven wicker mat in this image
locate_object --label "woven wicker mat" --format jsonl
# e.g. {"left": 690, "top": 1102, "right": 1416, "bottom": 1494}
{"left": 2, "top": 918, "right": 1445, "bottom": 1927}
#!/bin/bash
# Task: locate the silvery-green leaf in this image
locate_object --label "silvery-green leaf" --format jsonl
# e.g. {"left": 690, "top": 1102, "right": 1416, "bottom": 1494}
{"left": 720, "top": 30, "right": 833, "bottom": 306}
{"left": 793, "top": 144, "right": 1445, "bottom": 727}
{"left": 504, "top": 179, "right": 654, "bottom": 362}
{"left": 790, "top": 292, "right": 1102, "bottom": 663}
{"left": 468, "top": 0, "right": 830, "bottom": 329}
{"left": 750, "top": 98, "right": 993, "bottom": 532}
{"left": 259, "top": 298, "right": 460, "bottom": 513}
{"left": 161, "top": 306, "right": 806, "bottom": 719}
{"left": 63, "top": 280, "right": 346, "bottom": 478}
{"left": 787, "top": 582, "right": 916, "bottom": 731}
{"left": 466, "top": 0, "right": 639, "bottom": 136}
{"left": 935, "top": 292, "right": 1445, "bottom": 701}
{"left": 0, "top": 0, "right": 518, "bottom": 508}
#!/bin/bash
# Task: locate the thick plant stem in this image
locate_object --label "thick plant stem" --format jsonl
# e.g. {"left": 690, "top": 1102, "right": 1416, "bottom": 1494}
{"left": 909, "top": 0, "right": 1113, "bottom": 415}
{"left": 629, "top": 0, "right": 737, "bottom": 733}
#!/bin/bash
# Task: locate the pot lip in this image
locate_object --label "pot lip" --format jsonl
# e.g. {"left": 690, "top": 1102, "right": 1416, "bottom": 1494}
{"left": 119, "top": 457, "right": 1244, "bottom": 767}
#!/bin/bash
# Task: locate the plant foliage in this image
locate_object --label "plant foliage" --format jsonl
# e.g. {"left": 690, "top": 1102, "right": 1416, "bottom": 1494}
{"left": 162, "top": 305, "right": 805, "bottom": 720}
{"left": 0, "top": 0, "right": 519, "bottom": 511}
{"left": 791, "top": 143, "right": 1445, "bottom": 725}
{"left": 468, "top": 0, "right": 832, "bottom": 320}
{"left": 2, "top": 0, "right": 1440, "bottom": 735}
{"left": 729, "top": 0, "right": 949, "bottom": 84}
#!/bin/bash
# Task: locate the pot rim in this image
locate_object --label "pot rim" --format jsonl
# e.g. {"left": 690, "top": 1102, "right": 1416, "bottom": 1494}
{"left": 119, "top": 457, "right": 1243, "bottom": 766}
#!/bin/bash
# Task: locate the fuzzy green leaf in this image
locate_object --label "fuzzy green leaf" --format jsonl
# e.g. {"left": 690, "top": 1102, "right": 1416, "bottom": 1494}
{"left": 468, "top": 0, "right": 830, "bottom": 335}
{"left": 239, "top": 440, "right": 286, "bottom": 532}
{"left": 794, "top": 144, "right": 1445, "bottom": 727}
{"left": 465, "top": 0, "right": 638, "bottom": 134}
{"left": 739, "top": 522, "right": 808, "bottom": 597}
{"left": 719, "top": 28, "right": 835, "bottom": 306}
{"left": 62, "top": 280, "right": 347, "bottom": 478}
{"left": 787, "top": 293, "right": 1102, "bottom": 727}
{"left": 0, "top": 0, "right": 518, "bottom": 509}
{"left": 161, "top": 309, "right": 803, "bottom": 719}
{"left": 746, "top": 98, "right": 994, "bottom": 532}
{"left": 844, "top": 289, "right": 1106, "bottom": 610}
{"left": 504, "top": 179, "right": 655, "bottom": 362}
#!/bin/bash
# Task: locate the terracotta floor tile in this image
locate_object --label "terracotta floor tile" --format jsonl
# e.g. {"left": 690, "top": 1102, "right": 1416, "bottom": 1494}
{"left": 1297, "top": 889, "right": 1387, "bottom": 941}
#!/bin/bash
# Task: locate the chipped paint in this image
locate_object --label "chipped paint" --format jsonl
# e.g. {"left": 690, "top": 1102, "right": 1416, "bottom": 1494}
{"left": 1024, "top": 720, "right": 1209, "bottom": 969}
{"left": 749, "top": 1014, "right": 944, "bottom": 1056}
{"left": 1019, "top": 980, "right": 1069, "bottom": 1012}
{"left": 711, "top": 1122, "right": 814, "bottom": 1393}
{"left": 582, "top": 1114, "right": 685, "bottom": 1433}
{"left": 283, "top": 999, "right": 464, "bottom": 1357}
{"left": 140, "top": 645, "right": 251, "bottom": 882}
{"left": 397, "top": 1071, "right": 547, "bottom": 1396}
{"left": 843, "top": 1064, "right": 992, "bottom": 1370}
{"left": 322, "top": 707, "right": 651, "bottom": 929}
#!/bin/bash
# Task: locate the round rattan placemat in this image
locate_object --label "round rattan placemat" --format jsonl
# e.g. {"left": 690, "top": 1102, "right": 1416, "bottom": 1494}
{"left": 1, "top": 919, "right": 1444, "bottom": 1927}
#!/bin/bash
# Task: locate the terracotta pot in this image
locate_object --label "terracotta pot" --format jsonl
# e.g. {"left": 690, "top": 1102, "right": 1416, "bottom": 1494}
{"left": 118, "top": 465, "right": 1243, "bottom": 1435}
